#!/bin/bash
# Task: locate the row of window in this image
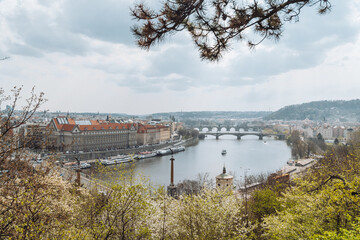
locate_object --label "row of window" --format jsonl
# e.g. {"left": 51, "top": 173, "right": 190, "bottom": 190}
{"left": 82, "top": 136, "right": 128, "bottom": 143}
{"left": 80, "top": 131, "right": 136, "bottom": 135}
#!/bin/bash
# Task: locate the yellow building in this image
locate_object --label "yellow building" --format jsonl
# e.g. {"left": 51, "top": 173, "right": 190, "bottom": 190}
{"left": 137, "top": 123, "right": 170, "bottom": 145}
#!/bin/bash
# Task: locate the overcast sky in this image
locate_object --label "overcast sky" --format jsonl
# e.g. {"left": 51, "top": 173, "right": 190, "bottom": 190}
{"left": 0, "top": 0, "right": 359, "bottom": 115}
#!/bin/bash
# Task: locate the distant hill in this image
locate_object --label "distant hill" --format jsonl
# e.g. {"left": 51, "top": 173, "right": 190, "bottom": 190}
{"left": 264, "top": 100, "right": 360, "bottom": 121}
{"left": 150, "top": 111, "right": 271, "bottom": 120}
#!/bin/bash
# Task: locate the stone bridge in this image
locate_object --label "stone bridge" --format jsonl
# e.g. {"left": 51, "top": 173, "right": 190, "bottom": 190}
{"left": 198, "top": 131, "right": 285, "bottom": 140}
{"left": 195, "top": 125, "right": 265, "bottom": 132}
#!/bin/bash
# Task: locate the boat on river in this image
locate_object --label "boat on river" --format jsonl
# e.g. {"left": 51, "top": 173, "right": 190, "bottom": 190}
{"left": 110, "top": 155, "right": 131, "bottom": 164}
{"left": 100, "top": 159, "right": 116, "bottom": 166}
{"left": 135, "top": 151, "right": 157, "bottom": 160}
{"left": 80, "top": 162, "right": 91, "bottom": 169}
{"left": 156, "top": 149, "right": 172, "bottom": 156}
{"left": 156, "top": 146, "right": 186, "bottom": 156}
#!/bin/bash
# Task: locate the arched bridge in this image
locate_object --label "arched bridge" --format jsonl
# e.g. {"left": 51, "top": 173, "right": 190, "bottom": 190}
{"left": 198, "top": 131, "right": 285, "bottom": 140}
{"left": 195, "top": 125, "right": 264, "bottom": 132}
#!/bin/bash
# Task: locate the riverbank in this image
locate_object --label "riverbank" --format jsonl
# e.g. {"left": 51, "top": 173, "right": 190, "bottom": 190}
{"left": 62, "top": 137, "right": 198, "bottom": 164}
{"left": 61, "top": 139, "right": 188, "bottom": 161}
{"left": 182, "top": 137, "right": 199, "bottom": 147}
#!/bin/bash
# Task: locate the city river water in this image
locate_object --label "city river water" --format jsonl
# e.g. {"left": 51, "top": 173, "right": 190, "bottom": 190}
{"left": 87, "top": 135, "right": 291, "bottom": 187}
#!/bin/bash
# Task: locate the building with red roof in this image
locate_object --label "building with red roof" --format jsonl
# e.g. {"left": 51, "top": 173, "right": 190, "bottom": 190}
{"left": 47, "top": 117, "right": 137, "bottom": 152}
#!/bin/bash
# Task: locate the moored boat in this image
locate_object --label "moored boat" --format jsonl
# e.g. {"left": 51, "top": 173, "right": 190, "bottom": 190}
{"left": 100, "top": 159, "right": 116, "bottom": 166}
{"left": 157, "top": 146, "right": 186, "bottom": 156}
{"left": 156, "top": 149, "right": 172, "bottom": 156}
{"left": 114, "top": 157, "right": 131, "bottom": 164}
{"left": 135, "top": 151, "right": 157, "bottom": 160}
{"left": 171, "top": 146, "right": 185, "bottom": 153}
{"left": 80, "top": 162, "right": 91, "bottom": 169}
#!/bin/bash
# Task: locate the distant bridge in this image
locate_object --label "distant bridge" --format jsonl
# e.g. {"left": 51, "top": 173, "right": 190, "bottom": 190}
{"left": 198, "top": 131, "right": 285, "bottom": 140}
{"left": 195, "top": 125, "right": 265, "bottom": 132}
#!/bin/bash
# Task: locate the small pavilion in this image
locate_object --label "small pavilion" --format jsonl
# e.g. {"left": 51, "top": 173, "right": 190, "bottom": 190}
{"left": 216, "top": 166, "right": 233, "bottom": 191}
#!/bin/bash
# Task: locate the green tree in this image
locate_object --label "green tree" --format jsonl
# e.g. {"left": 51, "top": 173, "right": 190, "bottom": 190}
{"left": 131, "top": 0, "right": 331, "bottom": 61}
{"left": 73, "top": 184, "right": 152, "bottom": 240}
{"left": 263, "top": 139, "right": 360, "bottom": 239}
{"left": 317, "top": 133, "right": 324, "bottom": 141}
{"left": 165, "top": 189, "right": 251, "bottom": 239}
{"left": 287, "top": 130, "right": 306, "bottom": 158}
{"left": 249, "top": 188, "right": 282, "bottom": 222}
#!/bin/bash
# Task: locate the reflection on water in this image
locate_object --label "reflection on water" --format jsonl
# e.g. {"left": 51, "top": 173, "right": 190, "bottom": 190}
{"left": 87, "top": 135, "right": 291, "bottom": 187}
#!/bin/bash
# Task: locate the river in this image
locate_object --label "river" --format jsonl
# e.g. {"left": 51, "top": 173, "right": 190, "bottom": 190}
{"left": 86, "top": 135, "right": 291, "bottom": 187}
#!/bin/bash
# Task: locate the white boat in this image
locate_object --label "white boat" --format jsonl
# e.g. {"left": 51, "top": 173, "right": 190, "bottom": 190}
{"left": 100, "top": 159, "right": 116, "bottom": 166}
{"left": 156, "top": 149, "right": 172, "bottom": 156}
{"left": 156, "top": 146, "right": 185, "bottom": 156}
{"left": 221, "top": 150, "right": 227, "bottom": 155}
{"left": 135, "top": 152, "right": 157, "bottom": 160}
{"left": 80, "top": 162, "right": 91, "bottom": 169}
{"left": 114, "top": 157, "right": 131, "bottom": 164}
{"left": 171, "top": 146, "right": 185, "bottom": 153}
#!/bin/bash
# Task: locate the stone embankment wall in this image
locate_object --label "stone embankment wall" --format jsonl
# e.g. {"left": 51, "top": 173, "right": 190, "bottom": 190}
{"left": 62, "top": 138, "right": 198, "bottom": 161}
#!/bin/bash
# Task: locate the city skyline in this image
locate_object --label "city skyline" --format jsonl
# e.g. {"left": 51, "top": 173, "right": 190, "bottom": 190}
{"left": 0, "top": 0, "right": 359, "bottom": 115}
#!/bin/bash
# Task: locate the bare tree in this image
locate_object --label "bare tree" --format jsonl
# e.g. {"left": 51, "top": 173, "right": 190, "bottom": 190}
{"left": 0, "top": 87, "right": 46, "bottom": 163}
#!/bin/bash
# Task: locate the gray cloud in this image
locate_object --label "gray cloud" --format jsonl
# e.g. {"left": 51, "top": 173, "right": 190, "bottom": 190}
{"left": 0, "top": 0, "right": 359, "bottom": 113}
{"left": 111, "top": 0, "right": 360, "bottom": 93}
{"left": 61, "top": 0, "right": 135, "bottom": 45}
{"left": 4, "top": 1, "right": 89, "bottom": 56}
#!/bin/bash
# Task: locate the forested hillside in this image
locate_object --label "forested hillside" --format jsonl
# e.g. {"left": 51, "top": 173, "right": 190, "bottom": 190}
{"left": 151, "top": 111, "right": 270, "bottom": 120}
{"left": 264, "top": 100, "right": 360, "bottom": 121}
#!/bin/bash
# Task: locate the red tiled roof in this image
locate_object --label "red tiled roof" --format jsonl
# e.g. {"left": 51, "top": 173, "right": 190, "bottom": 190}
{"left": 91, "top": 120, "right": 100, "bottom": 125}
{"left": 50, "top": 118, "right": 137, "bottom": 132}
{"left": 68, "top": 119, "right": 76, "bottom": 124}
{"left": 77, "top": 123, "right": 131, "bottom": 131}
{"left": 61, "top": 124, "right": 76, "bottom": 131}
